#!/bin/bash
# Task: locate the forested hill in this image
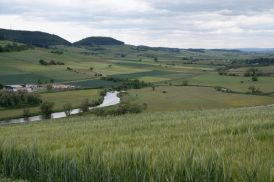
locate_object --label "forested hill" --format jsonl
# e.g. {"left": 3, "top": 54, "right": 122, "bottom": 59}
{"left": 73, "top": 37, "right": 124, "bottom": 46}
{"left": 0, "top": 28, "right": 71, "bottom": 47}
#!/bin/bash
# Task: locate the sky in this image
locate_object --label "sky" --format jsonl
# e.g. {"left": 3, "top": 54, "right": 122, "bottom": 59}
{"left": 1, "top": 0, "right": 274, "bottom": 48}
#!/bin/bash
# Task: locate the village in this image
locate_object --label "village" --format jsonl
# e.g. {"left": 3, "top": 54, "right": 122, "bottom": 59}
{"left": 3, "top": 83, "right": 76, "bottom": 92}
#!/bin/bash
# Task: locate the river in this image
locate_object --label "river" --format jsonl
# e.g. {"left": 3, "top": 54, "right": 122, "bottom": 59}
{"left": 0, "top": 91, "right": 120, "bottom": 125}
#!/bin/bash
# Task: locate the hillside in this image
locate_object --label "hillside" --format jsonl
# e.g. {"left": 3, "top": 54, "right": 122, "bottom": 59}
{"left": 74, "top": 36, "right": 124, "bottom": 46}
{"left": 0, "top": 28, "right": 71, "bottom": 47}
{"left": 0, "top": 107, "right": 273, "bottom": 181}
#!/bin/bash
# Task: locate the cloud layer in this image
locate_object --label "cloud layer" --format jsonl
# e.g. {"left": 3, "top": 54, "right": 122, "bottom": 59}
{"left": 1, "top": 0, "right": 274, "bottom": 48}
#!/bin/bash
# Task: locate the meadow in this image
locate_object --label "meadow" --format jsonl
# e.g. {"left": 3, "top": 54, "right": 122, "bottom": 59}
{"left": 0, "top": 89, "right": 100, "bottom": 120}
{"left": 122, "top": 86, "right": 274, "bottom": 112}
{"left": 0, "top": 107, "right": 273, "bottom": 181}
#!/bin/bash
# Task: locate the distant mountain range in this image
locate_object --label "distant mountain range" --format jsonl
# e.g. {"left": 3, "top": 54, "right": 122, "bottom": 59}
{"left": 1, "top": 28, "right": 273, "bottom": 52}
{"left": 237, "top": 48, "right": 274, "bottom": 52}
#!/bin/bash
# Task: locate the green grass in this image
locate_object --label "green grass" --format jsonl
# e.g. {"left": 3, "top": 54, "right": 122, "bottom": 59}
{"left": 0, "top": 89, "right": 100, "bottom": 120}
{"left": 0, "top": 107, "right": 273, "bottom": 181}
{"left": 122, "top": 86, "right": 274, "bottom": 112}
{"left": 186, "top": 72, "right": 274, "bottom": 93}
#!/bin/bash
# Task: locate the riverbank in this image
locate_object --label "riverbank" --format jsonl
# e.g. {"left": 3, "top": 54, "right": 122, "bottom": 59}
{"left": 0, "top": 89, "right": 101, "bottom": 121}
{"left": 0, "top": 91, "right": 120, "bottom": 125}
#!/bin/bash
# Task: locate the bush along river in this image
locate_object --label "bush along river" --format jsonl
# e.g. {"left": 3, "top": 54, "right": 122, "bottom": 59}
{"left": 0, "top": 91, "right": 120, "bottom": 125}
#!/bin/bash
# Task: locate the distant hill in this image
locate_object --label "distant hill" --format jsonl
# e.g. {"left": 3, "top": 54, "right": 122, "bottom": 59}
{"left": 136, "top": 45, "right": 181, "bottom": 53}
{"left": 0, "top": 28, "right": 71, "bottom": 47}
{"left": 238, "top": 48, "right": 274, "bottom": 52}
{"left": 74, "top": 37, "right": 124, "bottom": 46}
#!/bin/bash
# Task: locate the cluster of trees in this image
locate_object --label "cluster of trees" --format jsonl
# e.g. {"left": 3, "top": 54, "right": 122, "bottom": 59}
{"left": 39, "top": 59, "right": 64, "bottom": 65}
{"left": 50, "top": 50, "right": 63, "bottom": 54}
{"left": 247, "top": 86, "right": 262, "bottom": 94}
{"left": 92, "top": 102, "right": 147, "bottom": 116}
{"left": 0, "top": 91, "right": 41, "bottom": 108}
{"left": 102, "top": 77, "right": 150, "bottom": 90}
{"left": 37, "top": 79, "right": 54, "bottom": 85}
{"left": 0, "top": 43, "right": 30, "bottom": 52}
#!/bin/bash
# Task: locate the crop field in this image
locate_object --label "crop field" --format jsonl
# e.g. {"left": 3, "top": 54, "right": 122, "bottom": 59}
{"left": 0, "top": 107, "right": 273, "bottom": 181}
{"left": 0, "top": 89, "right": 100, "bottom": 120}
{"left": 122, "top": 86, "right": 274, "bottom": 112}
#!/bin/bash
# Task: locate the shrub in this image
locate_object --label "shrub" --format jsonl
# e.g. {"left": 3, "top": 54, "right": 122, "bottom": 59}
{"left": 182, "top": 80, "right": 189, "bottom": 86}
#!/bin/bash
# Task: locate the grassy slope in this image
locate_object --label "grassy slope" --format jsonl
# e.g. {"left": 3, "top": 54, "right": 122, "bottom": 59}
{"left": 0, "top": 89, "right": 100, "bottom": 120}
{"left": 122, "top": 86, "right": 274, "bottom": 112}
{"left": 0, "top": 107, "right": 273, "bottom": 181}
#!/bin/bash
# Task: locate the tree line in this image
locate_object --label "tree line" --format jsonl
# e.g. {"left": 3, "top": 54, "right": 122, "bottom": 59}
{"left": 0, "top": 91, "right": 42, "bottom": 108}
{"left": 39, "top": 59, "right": 64, "bottom": 65}
{"left": 0, "top": 43, "right": 30, "bottom": 52}
{"left": 101, "top": 77, "right": 150, "bottom": 90}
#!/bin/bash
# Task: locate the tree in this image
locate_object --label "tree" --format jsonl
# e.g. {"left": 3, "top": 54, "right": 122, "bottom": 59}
{"left": 46, "top": 84, "right": 53, "bottom": 91}
{"left": 40, "top": 101, "right": 54, "bottom": 119}
{"left": 23, "top": 108, "right": 30, "bottom": 120}
{"left": 80, "top": 99, "right": 90, "bottom": 112}
{"left": 0, "top": 84, "right": 3, "bottom": 90}
{"left": 89, "top": 67, "right": 94, "bottom": 71}
{"left": 108, "top": 64, "right": 112, "bottom": 68}
{"left": 154, "top": 57, "right": 158, "bottom": 62}
{"left": 63, "top": 103, "right": 73, "bottom": 116}
{"left": 37, "top": 79, "right": 42, "bottom": 85}
{"left": 248, "top": 86, "right": 262, "bottom": 94}
{"left": 252, "top": 76, "right": 258, "bottom": 82}
{"left": 39, "top": 59, "right": 48, "bottom": 65}
{"left": 152, "top": 85, "right": 156, "bottom": 91}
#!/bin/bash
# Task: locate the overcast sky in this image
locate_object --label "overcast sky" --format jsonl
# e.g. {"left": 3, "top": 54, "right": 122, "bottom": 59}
{"left": 1, "top": 0, "right": 274, "bottom": 48}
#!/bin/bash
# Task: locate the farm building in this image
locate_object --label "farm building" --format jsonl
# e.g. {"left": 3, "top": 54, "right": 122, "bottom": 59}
{"left": 4, "top": 85, "right": 35, "bottom": 92}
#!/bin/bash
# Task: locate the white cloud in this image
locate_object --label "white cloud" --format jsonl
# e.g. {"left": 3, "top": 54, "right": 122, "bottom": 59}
{"left": 1, "top": 0, "right": 274, "bottom": 48}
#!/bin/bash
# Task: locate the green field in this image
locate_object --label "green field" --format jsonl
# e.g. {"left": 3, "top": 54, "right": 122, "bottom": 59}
{"left": 1, "top": 42, "right": 274, "bottom": 93}
{"left": 122, "top": 86, "right": 274, "bottom": 111}
{"left": 184, "top": 72, "right": 274, "bottom": 93}
{"left": 0, "top": 89, "right": 100, "bottom": 120}
{"left": 0, "top": 107, "right": 273, "bottom": 181}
